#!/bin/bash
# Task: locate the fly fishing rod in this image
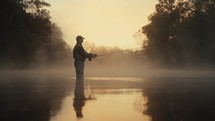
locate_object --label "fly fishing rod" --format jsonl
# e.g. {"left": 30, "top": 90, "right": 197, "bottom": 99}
{"left": 97, "top": 50, "right": 128, "bottom": 57}
{"left": 97, "top": 47, "right": 142, "bottom": 57}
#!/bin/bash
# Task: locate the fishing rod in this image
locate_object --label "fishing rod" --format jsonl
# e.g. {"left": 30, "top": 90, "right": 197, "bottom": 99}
{"left": 97, "top": 50, "right": 127, "bottom": 57}
{"left": 97, "top": 47, "right": 142, "bottom": 57}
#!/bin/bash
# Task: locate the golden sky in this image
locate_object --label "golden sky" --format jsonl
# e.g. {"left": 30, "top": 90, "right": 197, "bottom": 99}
{"left": 46, "top": 0, "right": 157, "bottom": 49}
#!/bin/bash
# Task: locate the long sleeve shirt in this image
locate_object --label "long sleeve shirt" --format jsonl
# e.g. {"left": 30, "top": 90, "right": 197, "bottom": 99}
{"left": 73, "top": 43, "right": 92, "bottom": 61}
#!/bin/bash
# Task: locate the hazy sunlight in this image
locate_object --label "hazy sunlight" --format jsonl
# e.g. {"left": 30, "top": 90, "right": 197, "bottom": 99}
{"left": 46, "top": 0, "right": 157, "bottom": 49}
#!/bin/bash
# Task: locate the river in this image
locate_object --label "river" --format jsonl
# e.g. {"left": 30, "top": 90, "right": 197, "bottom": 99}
{"left": 0, "top": 73, "right": 215, "bottom": 121}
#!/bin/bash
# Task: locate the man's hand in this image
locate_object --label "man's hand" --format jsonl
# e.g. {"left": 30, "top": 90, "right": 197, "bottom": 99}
{"left": 88, "top": 54, "right": 97, "bottom": 61}
{"left": 92, "top": 54, "right": 97, "bottom": 58}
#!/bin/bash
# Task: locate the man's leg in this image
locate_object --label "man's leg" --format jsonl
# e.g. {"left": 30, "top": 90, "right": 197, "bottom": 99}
{"left": 74, "top": 60, "right": 85, "bottom": 99}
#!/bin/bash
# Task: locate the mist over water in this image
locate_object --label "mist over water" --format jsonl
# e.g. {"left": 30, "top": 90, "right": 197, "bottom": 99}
{"left": 1, "top": 52, "right": 215, "bottom": 79}
{"left": 1, "top": 54, "right": 215, "bottom": 121}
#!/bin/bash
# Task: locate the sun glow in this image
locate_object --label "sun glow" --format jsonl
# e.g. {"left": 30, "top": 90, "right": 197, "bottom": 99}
{"left": 46, "top": 0, "right": 157, "bottom": 49}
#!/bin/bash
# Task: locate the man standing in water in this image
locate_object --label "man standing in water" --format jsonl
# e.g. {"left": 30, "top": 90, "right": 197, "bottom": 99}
{"left": 73, "top": 35, "right": 97, "bottom": 100}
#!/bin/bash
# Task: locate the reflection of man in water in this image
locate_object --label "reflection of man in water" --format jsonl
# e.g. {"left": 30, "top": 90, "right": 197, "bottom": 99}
{"left": 73, "top": 35, "right": 97, "bottom": 100}
{"left": 73, "top": 99, "right": 85, "bottom": 118}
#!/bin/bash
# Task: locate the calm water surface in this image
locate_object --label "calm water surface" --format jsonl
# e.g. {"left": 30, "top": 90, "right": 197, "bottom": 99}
{"left": 0, "top": 75, "right": 215, "bottom": 121}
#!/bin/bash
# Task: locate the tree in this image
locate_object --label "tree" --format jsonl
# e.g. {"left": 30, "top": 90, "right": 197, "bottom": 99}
{"left": 0, "top": 0, "right": 72, "bottom": 68}
{"left": 142, "top": 0, "right": 215, "bottom": 68}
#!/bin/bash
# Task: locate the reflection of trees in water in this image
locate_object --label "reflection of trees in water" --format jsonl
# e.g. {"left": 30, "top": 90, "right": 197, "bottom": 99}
{"left": 142, "top": 79, "right": 215, "bottom": 121}
{"left": 133, "top": 94, "right": 148, "bottom": 114}
{"left": 0, "top": 77, "right": 74, "bottom": 121}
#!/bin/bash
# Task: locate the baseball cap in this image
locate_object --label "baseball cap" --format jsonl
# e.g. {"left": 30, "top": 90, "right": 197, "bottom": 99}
{"left": 76, "top": 35, "right": 85, "bottom": 40}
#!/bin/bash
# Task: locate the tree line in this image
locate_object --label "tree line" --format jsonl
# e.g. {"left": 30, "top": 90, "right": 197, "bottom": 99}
{"left": 142, "top": 0, "right": 215, "bottom": 68}
{"left": 0, "top": 0, "right": 72, "bottom": 69}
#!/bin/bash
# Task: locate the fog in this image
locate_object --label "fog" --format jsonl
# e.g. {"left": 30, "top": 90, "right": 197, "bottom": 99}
{"left": 1, "top": 50, "right": 215, "bottom": 79}
{"left": 1, "top": 41, "right": 215, "bottom": 78}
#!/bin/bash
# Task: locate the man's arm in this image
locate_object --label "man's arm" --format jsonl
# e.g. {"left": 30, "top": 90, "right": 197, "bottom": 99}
{"left": 78, "top": 45, "right": 97, "bottom": 60}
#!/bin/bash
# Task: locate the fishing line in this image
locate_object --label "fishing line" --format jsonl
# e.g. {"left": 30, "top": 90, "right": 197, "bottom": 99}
{"left": 85, "top": 79, "right": 97, "bottom": 100}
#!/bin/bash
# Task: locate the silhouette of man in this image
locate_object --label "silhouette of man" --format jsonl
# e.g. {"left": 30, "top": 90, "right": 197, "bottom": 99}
{"left": 73, "top": 35, "right": 97, "bottom": 100}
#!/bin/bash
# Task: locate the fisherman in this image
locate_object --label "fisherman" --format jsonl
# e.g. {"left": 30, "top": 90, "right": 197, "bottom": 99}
{"left": 73, "top": 35, "right": 97, "bottom": 100}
